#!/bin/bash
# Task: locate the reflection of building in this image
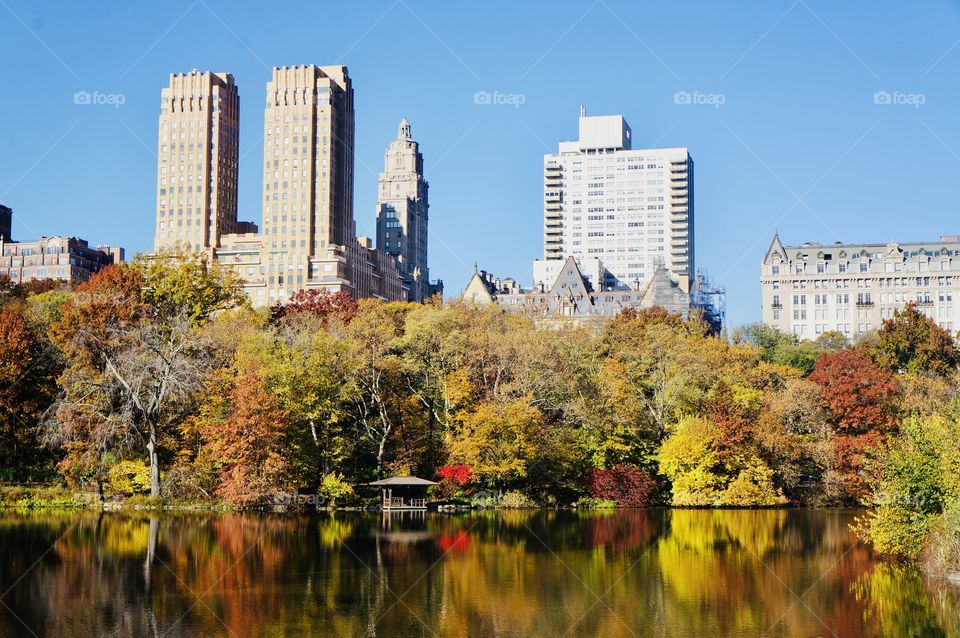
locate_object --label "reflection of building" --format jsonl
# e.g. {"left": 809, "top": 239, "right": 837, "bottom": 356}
{"left": 153, "top": 65, "right": 419, "bottom": 307}
{"left": 1, "top": 235, "right": 122, "bottom": 284}
{"left": 464, "top": 255, "right": 690, "bottom": 322}
{"left": 534, "top": 107, "right": 694, "bottom": 293}
{"left": 761, "top": 234, "right": 960, "bottom": 339}
{"left": 154, "top": 71, "right": 240, "bottom": 253}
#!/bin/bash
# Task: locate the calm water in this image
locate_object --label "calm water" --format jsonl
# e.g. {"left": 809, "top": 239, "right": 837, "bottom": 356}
{"left": 0, "top": 509, "right": 958, "bottom": 637}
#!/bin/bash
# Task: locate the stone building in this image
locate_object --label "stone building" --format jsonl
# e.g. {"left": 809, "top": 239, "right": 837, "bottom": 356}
{"left": 375, "top": 119, "right": 434, "bottom": 301}
{"left": 0, "top": 235, "right": 123, "bottom": 284}
{"left": 761, "top": 234, "right": 960, "bottom": 339}
{"left": 154, "top": 71, "right": 240, "bottom": 253}
{"left": 153, "top": 66, "right": 419, "bottom": 307}
{"left": 464, "top": 255, "right": 690, "bottom": 322}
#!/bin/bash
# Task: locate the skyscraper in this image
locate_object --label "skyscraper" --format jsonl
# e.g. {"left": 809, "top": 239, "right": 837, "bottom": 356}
{"left": 259, "top": 65, "right": 355, "bottom": 303}
{"left": 375, "top": 119, "right": 430, "bottom": 301}
{"left": 154, "top": 65, "right": 412, "bottom": 307}
{"left": 533, "top": 108, "right": 694, "bottom": 293}
{"left": 0, "top": 204, "right": 11, "bottom": 242}
{"left": 154, "top": 71, "right": 239, "bottom": 253}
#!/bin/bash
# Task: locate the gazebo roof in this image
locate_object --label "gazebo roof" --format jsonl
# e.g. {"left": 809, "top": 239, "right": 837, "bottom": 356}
{"left": 368, "top": 476, "right": 438, "bottom": 487}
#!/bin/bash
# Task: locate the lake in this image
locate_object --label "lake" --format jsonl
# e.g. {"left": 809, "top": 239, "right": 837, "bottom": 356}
{"left": 0, "top": 509, "right": 958, "bottom": 637}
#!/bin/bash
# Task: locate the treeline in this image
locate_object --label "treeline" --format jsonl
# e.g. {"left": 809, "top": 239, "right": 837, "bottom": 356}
{"left": 1, "top": 249, "right": 959, "bottom": 570}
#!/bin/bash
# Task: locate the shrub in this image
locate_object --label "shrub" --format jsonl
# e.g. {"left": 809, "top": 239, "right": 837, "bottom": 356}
{"left": 581, "top": 464, "right": 656, "bottom": 507}
{"left": 107, "top": 460, "right": 153, "bottom": 496}
{"left": 437, "top": 464, "right": 474, "bottom": 486}
{"left": 319, "top": 472, "right": 354, "bottom": 508}
{"left": 432, "top": 478, "right": 463, "bottom": 500}
{"left": 498, "top": 491, "right": 534, "bottom": 509}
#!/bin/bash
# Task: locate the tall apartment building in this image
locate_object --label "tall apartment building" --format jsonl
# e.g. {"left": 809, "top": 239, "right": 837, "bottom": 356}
{"left": 533, "top": 108, "right": 694, "bottom": 293}
{"left": 254, "top": 64, "right": 360, "bottom": 305}
{"left": 154, "top": 71, "right": 239, "bottom": 253}
{"left": 153, "top": 65, "right": 411, "bottom": 307}
{"left": 0, "top": 204, "right": 11, "bottom": 241}
{"left": 375, "top": 119, "right": 430, "bottom": 301}
{"left": 761, "top": 234, "right": 960, "bottom": 340}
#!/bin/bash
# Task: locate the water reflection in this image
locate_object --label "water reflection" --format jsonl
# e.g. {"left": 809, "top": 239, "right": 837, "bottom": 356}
{"left": 0, "top": 509, "right": 957, "bottom": 637}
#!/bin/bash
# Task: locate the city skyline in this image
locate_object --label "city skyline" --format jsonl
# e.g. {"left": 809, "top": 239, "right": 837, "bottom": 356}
{"left": 3, "top": 1, "right": 960, "bottom": 326}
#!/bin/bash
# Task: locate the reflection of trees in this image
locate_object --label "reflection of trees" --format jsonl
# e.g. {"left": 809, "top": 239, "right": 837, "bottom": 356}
{"left": 1, "top": 510, "right": 959, "bottom": 637}
{"left": 656, "top": 509, "right": 880, "bottom": 637}
{"left": 853, "top": 562, "right": 960, "bottom": 638}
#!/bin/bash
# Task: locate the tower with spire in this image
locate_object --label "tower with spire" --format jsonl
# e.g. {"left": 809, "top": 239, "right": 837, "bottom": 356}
{"left": 375, "top": 119, "right": 432, "bottom": 301}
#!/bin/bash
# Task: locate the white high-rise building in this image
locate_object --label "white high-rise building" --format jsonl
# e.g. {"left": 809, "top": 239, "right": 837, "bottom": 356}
{"left": 534, "top": 108, "right": 694, "bottom": 293}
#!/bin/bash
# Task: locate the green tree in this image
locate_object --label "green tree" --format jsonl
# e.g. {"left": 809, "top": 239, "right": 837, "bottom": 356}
{"left": 873, "top": 303, "right": 959, "bottom": 376}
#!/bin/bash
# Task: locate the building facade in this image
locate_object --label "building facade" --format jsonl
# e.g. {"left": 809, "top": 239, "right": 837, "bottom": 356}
{"left": 1, "top": 235, "right": 123, "bottom": 284}
{"left": 534, "top": 108, "right": 694, "bottom": 293}
{"left": 761, "top": 234, "right": 960, "bottom": 340}
{"left": 375, "top": 119, "right": 431, "bottom": 301}
{"left": 0, "top": 204, "right": 11, "bottom": 242}
{"left": 154, "top": 71, "right": 239, "bottom": 253}
{"left": 153, "top": 66, "right": 416, "bottom": 307}
{"left": 464, "top": 255, "right": 690, "bottom": 323}
{"left": 255, "top": 64, "right": 359, "bottom": 306}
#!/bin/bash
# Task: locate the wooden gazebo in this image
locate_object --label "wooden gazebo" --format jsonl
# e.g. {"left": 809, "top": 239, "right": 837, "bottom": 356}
{"left": 369, "top": 476, "right": 437, "bottom": 510}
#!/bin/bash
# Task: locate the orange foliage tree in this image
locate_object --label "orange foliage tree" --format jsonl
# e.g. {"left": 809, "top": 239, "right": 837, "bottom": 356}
{"left": 209, "top": 370, "right": 291, "bottom": 506}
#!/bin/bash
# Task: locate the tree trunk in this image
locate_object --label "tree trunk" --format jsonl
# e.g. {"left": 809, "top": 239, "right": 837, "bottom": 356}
{"left": 147, "top": 421, "right": 160, "bottom": 498}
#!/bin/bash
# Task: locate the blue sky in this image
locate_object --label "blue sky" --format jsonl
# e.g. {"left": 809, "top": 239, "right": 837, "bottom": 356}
{"left": 2, "top": 0, "right": 960, "bottom": 327}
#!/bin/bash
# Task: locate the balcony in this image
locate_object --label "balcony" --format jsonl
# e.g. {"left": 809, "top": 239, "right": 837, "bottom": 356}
{"left": 771, "top": 302, "right": 783, "bottom": 309}
{"left": 855, "top": 300, "right": 875, "bottom": 308}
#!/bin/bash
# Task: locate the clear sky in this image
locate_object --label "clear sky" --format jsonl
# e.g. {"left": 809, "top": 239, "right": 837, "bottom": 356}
{"left": 2, "top": 0, "right": 959, "bottom": 327}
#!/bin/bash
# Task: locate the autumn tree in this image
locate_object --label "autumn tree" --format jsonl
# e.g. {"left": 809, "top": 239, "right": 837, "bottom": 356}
{"left": 257, "top": 315, "right": 356, "bottom": 485}
{"left": 209, "top": 369, "right": 291, "bottom": 505}
{"left": 809, "top": 350, "right": 900, "bottom": 433}
{"left": 47, "top": 254, "right": 245, "bottom": 498}
{"left": 270, "top": 289, "right": 358, "bottom": 325}
{"left": 873, "top": 303, "right": 959, "bottom": 376}
{"left": 0, "top": 306, "right": 60, "bottom": 478}
{"left": 449, "top": 398, "right": 542, "bottom": 492}
{"left": 809, "top": 349, "right": 900, "bottom": 502}
{"left": 342, "top": 300, "right": 413, "bottom": 478}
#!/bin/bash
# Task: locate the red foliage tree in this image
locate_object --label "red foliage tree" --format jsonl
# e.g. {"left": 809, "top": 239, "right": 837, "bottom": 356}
{"left": 437, "top": 464, "right": 474, "bottom": 485}
{"left": 270, "top": 289, "right": 358, "bottom": 325}
{"left": 809, "top": 350, "right": 899, "bottom": 503}
{"left": 581, "top": 465, "right": 656, "bottom": 507}
{"left": 808, "top": 349, "right": 900, "bottom": 434}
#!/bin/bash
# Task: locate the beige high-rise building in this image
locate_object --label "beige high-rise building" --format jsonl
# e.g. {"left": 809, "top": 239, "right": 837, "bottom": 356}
{"left": 375, "top": 119, "right": 431, "bottom": 301}
{"left": 154, "top": 71, "right": 239, "bottom": 253}
{"left": 258, "top": 64, "right": 356, "bottom": 304}
{"left": 155, "top": 65, "right": 411, "bottom": 307}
